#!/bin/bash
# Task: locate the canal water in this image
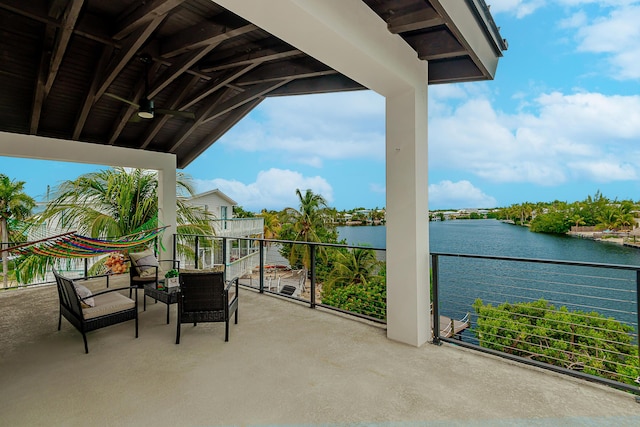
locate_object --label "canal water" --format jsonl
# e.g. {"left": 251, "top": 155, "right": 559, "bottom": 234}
{"left": 337, "top": 219, "right": 640, "bottom": 265}
{"left": 337, "top": 220, "right": 640, "bottom": 328}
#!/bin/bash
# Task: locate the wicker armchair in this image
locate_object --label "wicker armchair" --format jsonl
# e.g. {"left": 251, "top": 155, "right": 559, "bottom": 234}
{"left": 53, "top": 269, "right": 138, "bottom": 354}
{"left": 176, "top": 271, "right": 239, "bottom": 344}
{"left": 128, "top": 249, "right": 180, "bottom": 296}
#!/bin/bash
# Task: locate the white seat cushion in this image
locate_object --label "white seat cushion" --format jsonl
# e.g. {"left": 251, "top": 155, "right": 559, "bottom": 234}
{"left": 82, "top": 292, "right": 135, "bottom": 320}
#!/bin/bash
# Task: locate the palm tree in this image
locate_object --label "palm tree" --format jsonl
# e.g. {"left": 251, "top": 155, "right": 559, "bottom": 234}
{"left": 257, "top": 209, "right": 282, "bottom": 263}
{"left": 0, "top": 175, "right": 35, "bottom": 288}
{"left": 596, "top": 206, "right": 620, "bottom": 231}
{"left": 570, "top": 214, "right": 586, "bottom": 229}
{"left": 323, "top": 247, "right": 380, "bottom": 292}
{"left": 24, "top": 167, "right": 213, "bottom": 281}
{"left": 259, "top": 209, "right": 282, "bottom": 240}
{"left": 282, "top": 189, "right": 328, "bottom": 270}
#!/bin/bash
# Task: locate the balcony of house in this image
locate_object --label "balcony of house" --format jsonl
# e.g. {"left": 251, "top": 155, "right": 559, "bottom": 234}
{"left": 210, "top": 218, "right": 264, "bottom": 239}
{"left": 1, "top": 238, "right": 640, "bottom": 425}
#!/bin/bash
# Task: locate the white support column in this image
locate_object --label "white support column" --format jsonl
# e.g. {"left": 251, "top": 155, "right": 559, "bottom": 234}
{"left": 385, "top": 82, "right": 430, "bottom": 347}
{"left": 157, "top": 163, "right": 177, "bottom": 259}
{"left": 213, "top": 0, "right": 433, "bottom": 347}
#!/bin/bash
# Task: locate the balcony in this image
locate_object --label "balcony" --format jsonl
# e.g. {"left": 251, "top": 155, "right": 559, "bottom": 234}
{"left": 210, "top": 218, "right": 264, "bottom": 238}
{"left": 2, "top": 261, "right": 640, "bottom": 425}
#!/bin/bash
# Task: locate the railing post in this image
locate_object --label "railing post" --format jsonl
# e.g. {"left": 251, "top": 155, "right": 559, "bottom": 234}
{"left": 194, "top": 236, "right": 200, "bottom": 269}
{"left": 84, "top": 258, "right": 88, "bottom": 279}
{"left": 310, "top": 244, "right": 316, "bottom": 309}
{"left": 172, "top": 233, "right": 177, "bottom": 263}
{"left": 259, "top": 241, "right": 265, "bottom": 293}
{"left": 636, "top": 269, "right": 640, "bottom": 403}
{"left": 431, "top": 253, "right": 441, "bottom": 345}
{"left": 222, "top": 237, "right": 227, "bottom": 273}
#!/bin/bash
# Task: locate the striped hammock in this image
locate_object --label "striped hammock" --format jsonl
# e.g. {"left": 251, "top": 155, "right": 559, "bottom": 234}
{"left": 8, "top": 226, "right": 169, "bottom": 258}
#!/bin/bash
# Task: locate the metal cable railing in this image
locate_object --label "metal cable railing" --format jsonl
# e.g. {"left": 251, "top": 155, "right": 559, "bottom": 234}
{"left": 432, "top": 252, "right": 640, "bottom": 395}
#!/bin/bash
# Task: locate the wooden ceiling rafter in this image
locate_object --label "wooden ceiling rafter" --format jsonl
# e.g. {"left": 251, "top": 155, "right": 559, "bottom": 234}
{"left": 160, "top": 22, "right": 258, "bottom": 58}
{"left": 107, "top": 61, "right": 163, "bottom": 145}
{"left": 94, "top": 15, "right": 166, "bottom": 101}
{"left": 387, "top": 8, "right": 443, "bottom": 34}
{"left": 30, "top": 0, "right": 84, "bottom": 135}
{"left": 201, "top": 79, "right": 291, "bottom": 125}
{"left": 148, "top": 44, "right": 219, "bottom": 99}
{"left": 179, "top": 97, "right": 263, "bottom": 167}
{"left": 113, "top": 0, "right": 186, "bottom": 41}
{"left": 168, "top": 87, "right": 233, "bottom": 153}
{"left": 73, "top": 45, "right": 114, "bottom": 139}
{"left": 138, "top": 74, "right": 201, "bottom": 149}
{"left": 179, "top": 64, "right": 258, "bottom": 111}
{"left": 43, "top": 0, "right": 84, "bottom": 94}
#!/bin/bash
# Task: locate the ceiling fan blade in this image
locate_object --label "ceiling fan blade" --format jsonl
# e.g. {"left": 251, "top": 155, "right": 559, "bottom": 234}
{"left": 104, "top": 92, "right": 140, "bottom": 108}
{"left": 155, "top": 109, "right": 195, "bottom": 119}
{"left": 128, "top": 114, "right": 143, "bottom": 123}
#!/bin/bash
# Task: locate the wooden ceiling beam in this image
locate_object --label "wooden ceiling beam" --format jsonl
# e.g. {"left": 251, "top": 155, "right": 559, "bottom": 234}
{"left": 30, "top": 0, "right": 83, "bottom": 134}
{"left": 139, "top": 74, "right": 201, "bottom": 149}
{"left": 44, "top": 0, "right": 84, "bottom": 94}
{"left": 113, "top": 0, "right": 185, "bottom": 40}
{"left": 160, "top": 23, "right": 258, "bottom": 58}
{"left": 404, "top": 30, "right": 465, "bottom": 60}
{"left": 201, "top": 79, "right": 290, "bottom": 124}
{"left": 94, "top": 15, "right": 165, "bottom": 101}
{"left": 180, "top": 64, "right": 257, "bottom": 110}
{"left": 73, "top": 45, "right": 114, "bottom": 140}
{"left": 178, "top": 98, "right": 263, "bottom": 168}
{"left": 169, "top": 88, "right": 232, "bottom": 153}
{"left": 48, "top": 0, "right": 68, "bottom": 19}
{"left": 235, "top": 58, "right": 336, "bottom": 86}
{"left": 428, "top": 57, "right": 482, "bottom": 83}
{"left": 106, "top": 61, "right": 163, "bottom": 144}
{"left": 148, "top": 44, "right": 219, "bottom": 99}
{"left": 387, "top": 7, "right": 443, "bottom": 34}
{"left": 29, "top": 22, "right": 56, "bottom": 135}
{"left": 268, "top": 74, "right": 365, "bottom": 97}
{"left": 200, "top": 45, "right": 302, "bottom": 72}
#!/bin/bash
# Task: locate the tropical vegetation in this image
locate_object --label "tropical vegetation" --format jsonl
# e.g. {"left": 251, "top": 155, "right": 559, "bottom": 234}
{"left": 278, "top": 189, "right": 335, "bottom": 272}
{"left": 320, "top": 248, "right": 386, "bottom": 320}
{"left": 496, "top": 191, "right": 639, "bottom": 235}
{"left": 472, "top": 298, "right": 639, "bottom": 386}
{"left": 0, "top": 175, "right": 36, "bottom": 288}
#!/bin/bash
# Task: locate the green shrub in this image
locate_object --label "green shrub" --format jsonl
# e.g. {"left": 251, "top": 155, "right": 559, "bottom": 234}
{"left": 473, "top": 298, "right": 639, "bottom": 386}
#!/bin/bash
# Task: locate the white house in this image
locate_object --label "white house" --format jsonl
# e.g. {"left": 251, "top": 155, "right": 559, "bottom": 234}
{"left": 185, "top": 189, "right": 236, "bottom": 223}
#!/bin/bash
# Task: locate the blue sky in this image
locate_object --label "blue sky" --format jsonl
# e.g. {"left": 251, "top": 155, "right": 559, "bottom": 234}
{"left": 2, "top": 0, "right": 640, "bottom": 212}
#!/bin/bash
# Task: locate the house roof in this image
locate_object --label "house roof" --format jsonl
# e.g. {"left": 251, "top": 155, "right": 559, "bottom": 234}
{"left": 0, "top": 0, "right": 506, "bottom": 168}
{"left": 187, "top": 188, "right": 237, "bottom": 206}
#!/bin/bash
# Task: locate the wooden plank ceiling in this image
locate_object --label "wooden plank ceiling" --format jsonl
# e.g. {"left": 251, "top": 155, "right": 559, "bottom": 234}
{"left": 0, "top": 0, "right": 505, "bottom": 168}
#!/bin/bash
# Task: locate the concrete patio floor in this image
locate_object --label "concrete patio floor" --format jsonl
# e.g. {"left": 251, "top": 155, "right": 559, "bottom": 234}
{"left": 1, "top": 275, "right": 639, "bottom": 426}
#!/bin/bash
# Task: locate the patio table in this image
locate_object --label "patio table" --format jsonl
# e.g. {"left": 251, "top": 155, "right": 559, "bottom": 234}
{"left": 143, "top": 282, "right": 179, "bottom": 324}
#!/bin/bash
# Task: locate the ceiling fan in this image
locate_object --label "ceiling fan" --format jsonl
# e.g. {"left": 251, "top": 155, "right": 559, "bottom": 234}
{"left": 104, "top": 54, "right": 195, "bottom": 121}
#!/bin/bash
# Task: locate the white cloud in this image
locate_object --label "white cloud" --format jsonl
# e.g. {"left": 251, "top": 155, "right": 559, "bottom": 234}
{"left": 429, "top": 180, "right": 498, "bottom": 209}
{"left": 429, "top": 91, "right": 640, "bottom": 186}
{"left": 572, "top": 5, "right": 640, "bottom": 79}
{"left": 194, "top": 168, "right": 333, "bottom": 212}
{"left": 369, "top": 183, "right": 386, "bottom": 194}
{"left": 559, "top": 11, "right": 588, "bottom": 28}
{"left": 219, "top": 91, "right": 385, "bottom": 166}
{"left": 487, "top": 0, "right": 546, "bottom": 18}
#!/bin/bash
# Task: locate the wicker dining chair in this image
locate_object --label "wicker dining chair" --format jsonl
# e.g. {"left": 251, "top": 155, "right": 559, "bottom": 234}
{"left": 128, "top": 249, "right": 180, "bottom": 297}
{"left": 176, "top": 270, "right": 239, "bottom": 344}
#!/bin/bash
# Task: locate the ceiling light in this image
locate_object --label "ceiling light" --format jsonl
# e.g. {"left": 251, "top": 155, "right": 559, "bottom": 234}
{"left": 138, "top": 98, "right": 154, "bottom": 119}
